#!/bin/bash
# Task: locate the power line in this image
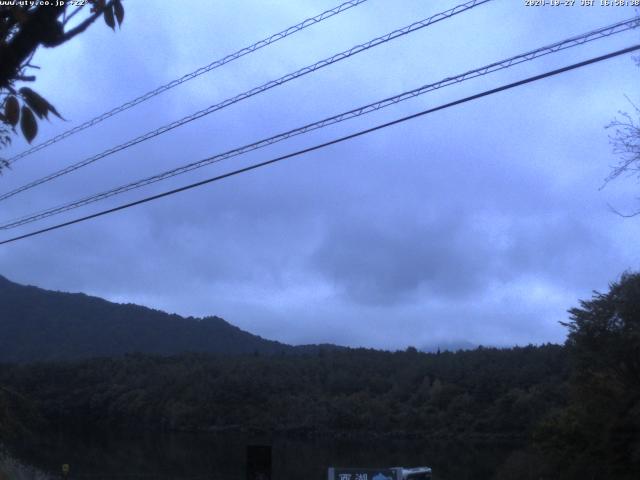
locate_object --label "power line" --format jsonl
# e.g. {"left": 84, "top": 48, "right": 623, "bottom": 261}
{"left": 1, "top": 43, "right": 638, "bottom": 246}
{"left": 2, "top": 16, "right": 637, "bottom": 231}
{"left": 5, "top": 0, "right": 370, "bottom": 165}
{"left": 0, "top": 0, "right": 492, "bottom": 203}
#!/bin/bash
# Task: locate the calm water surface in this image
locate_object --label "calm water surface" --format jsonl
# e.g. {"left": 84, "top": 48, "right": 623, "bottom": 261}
{"left": 7, "top": 431, "right": 519, "bottom": 480}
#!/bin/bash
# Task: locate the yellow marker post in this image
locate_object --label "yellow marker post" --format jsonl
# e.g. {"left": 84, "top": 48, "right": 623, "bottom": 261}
{"left": 61, "top": 464, "right": 70, "bottom": 479}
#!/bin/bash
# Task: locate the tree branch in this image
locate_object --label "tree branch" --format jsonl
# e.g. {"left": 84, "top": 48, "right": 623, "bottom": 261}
{"left": 0, "top": 5, "right": 64, "bottom": 88}
{"left": 0, "top": 1, "right": 114, "bottom": 87}
{"left": 62, "top": 5, "right": 84, "bottom": 27}
{"left": 50, "top": 0, "right": 115, "bottom": 47}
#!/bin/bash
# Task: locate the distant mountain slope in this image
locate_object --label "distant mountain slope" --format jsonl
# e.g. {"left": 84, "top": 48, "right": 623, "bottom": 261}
{"left": 0, "top": 275, "right": 296, "bottom": 363}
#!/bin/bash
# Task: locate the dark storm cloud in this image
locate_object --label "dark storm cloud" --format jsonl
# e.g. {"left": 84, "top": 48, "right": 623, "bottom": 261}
{"left": 311, "top": 213, "right": 491, "bottom": 305}
{"left": 309, "top": 203, "right": 615, "bottom": 308}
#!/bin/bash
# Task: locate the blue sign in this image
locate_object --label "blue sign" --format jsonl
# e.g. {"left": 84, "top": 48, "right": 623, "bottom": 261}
{"left": 328, "top": 468, "right": 400, "bottom": 480}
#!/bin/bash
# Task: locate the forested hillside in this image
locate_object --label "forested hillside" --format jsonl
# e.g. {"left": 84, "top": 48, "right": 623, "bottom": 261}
{"left": 0, "top": 345, "right": 568, "bottom": 437}
{"left": 1, "top": 273, "right": 638, "bottom": 479}
{"left": 0, "top": 275, "right": 297, "bottom": 362}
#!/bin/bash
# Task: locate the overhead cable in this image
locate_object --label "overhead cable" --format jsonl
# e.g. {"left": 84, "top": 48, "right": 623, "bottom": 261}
{"left": 0, "top": 0, "right": 492, "bottom": 202}
{"left": 5, "top": 0, "right": 371, "bottom": 164}
{"left": 1, "top": 43, "right": 638, "bottom": 246}
{"left": 2, "top": 16, "right": 637, "bottom": 230}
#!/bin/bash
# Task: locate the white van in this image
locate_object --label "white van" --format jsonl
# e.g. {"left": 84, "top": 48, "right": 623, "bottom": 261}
{"left": 392, "top": 466, "right": 432, "bottom": 479}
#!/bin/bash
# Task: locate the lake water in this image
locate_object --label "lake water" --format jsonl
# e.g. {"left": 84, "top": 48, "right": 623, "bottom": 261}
{"left": 4, "top": 431, "right": 520, "bottom": 480}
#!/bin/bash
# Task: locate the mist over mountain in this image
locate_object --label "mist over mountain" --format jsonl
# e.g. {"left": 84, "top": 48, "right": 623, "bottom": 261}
{"left": 0, "top": 275, "right": 306, "bottom": 363}
{"left": 420, "top": 341, "right": 478, "bottom": 353}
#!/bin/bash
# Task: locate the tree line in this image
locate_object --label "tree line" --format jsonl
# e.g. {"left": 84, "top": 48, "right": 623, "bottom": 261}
{"left": 1, "top": 272, "right": 639, "bottom": 479}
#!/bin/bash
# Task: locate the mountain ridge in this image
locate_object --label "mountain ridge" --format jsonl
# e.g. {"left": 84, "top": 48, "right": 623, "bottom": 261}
{"left": 0, "top": 274, "right": 310, "bottom": 363}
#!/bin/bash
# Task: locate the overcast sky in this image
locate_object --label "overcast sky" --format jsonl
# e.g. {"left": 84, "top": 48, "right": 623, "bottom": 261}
{"left": 1, "top": 0, "right": 639, "bottom": 349}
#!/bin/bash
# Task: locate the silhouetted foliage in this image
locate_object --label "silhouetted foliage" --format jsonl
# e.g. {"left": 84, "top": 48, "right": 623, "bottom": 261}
{"left": 0, "top": 0, "right": 124, "bottom": 153}
{"left": 535, "top": 272, "right": 640, "bottom": 479}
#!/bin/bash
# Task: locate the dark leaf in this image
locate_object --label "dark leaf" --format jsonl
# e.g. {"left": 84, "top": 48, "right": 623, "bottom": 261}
{"left": 104, "top": 5, "right": 115, "bottom": 30}
{"left": 45, "top": 100, "right": 63, "bottom": 120}
{"left": 114, "top": 0, "right": 124, "bottom": 26}
{"left": 90, "top": 0, "right": 107, "bottom": 13}
{"left": 19, "top": 87, "right": 63, "bottom": 120}
{"left": 4, "top": 96, "right": 19, "bottom": 126}
{"left": 10, "top": 7, "right": 29, "bottom": 25}
{"left": 19, "top": 88, "right": 47, "bottom": 119}
{"left": 20, "top": 106, "right": 37, "bottom": 143}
